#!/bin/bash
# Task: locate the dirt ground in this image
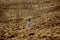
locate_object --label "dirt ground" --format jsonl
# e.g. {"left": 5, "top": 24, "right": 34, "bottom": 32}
{"left": 0, "top": 0, "right": 60, "bottom": 40}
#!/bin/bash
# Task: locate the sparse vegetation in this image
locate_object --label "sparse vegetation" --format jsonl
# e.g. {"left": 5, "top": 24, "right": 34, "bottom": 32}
{"left": 0, "top": 0, "right": 60, "bottom": 40}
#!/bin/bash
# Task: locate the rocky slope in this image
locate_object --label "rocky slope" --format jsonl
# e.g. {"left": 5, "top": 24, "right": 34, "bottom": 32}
{"left": 0, "top": 0, "right": 60, "bottom": 40}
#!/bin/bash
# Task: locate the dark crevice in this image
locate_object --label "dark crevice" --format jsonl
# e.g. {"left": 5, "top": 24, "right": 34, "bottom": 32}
{"left": 9, "top": 35, "right": 15, "bottom": 38}
{"left": 29, "top": 33, "right": 35, "bottom": 36}
{"left": 9, "top": 33, "right": 18, "bottom": 38}
{"left": 42, "top": 36, "right": 47, "bottom": 38}
{"left": 56, "top": 23, "right": 60, "bottom": 26}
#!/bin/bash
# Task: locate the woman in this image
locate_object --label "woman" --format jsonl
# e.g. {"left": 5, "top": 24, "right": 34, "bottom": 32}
{"left": 26, "top": 19, "right": 32, "bottom": 29}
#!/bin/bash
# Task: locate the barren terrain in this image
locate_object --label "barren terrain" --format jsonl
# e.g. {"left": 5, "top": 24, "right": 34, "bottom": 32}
{"left": 0, "top": 0, "right": 60, "bottom": 40}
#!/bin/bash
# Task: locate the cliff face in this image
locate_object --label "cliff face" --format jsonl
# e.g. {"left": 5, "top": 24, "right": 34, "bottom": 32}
{"left": 0, "top": 0, "right": 60, "bottom": 40}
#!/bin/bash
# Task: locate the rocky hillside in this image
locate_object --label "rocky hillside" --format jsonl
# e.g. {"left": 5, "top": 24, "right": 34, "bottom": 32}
{"left": 0, "top": 0, "right": 60, "bottom": 40}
